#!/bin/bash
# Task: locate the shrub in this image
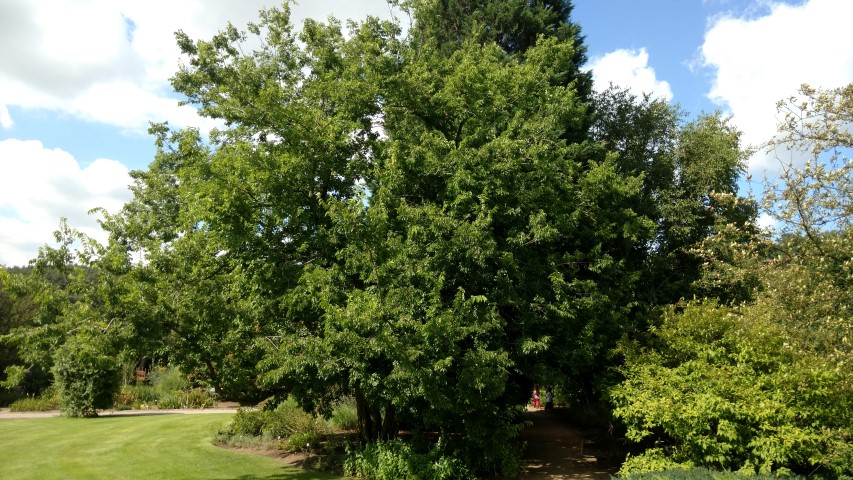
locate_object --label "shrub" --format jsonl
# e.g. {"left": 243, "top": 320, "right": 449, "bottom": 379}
{"left": 114, "top": 385, "right": 164, "bottom": 409}
{"left": 329, "top": 397, "right": 359, "bottom": 431}
{"left": 220, "top": 402, "right": 327, "bottom": 453}
{"left": 261, "top": 396, "right": 324, "bottom": 440}
{"left": 129, "top": 385, "right": 160, "bottom": 404}
{"left": 227, "top": 408, "right": 266, "bottom": 437}
{"left": 113, "top": 386, "right": 136, "bottom": 408}
{"left": 611, "top": 302, "right": 853, "bottom": 478}
{"left": 149, "top": 366, "right": 191, "bottom": 393}
{"left": 9, "top": 388, "right": 59, "bottom": 412}
{"left": 344, "top": 438, "right": 474, "bottom": 480}
{"left": 285, "top": 430, "right": 320, "bottom": 452}
{"left": 617, "top": 466, "right": 804, "bottom": 479}
{"left": 157, "top": 393, "right": 182, "bottom": 409}
{"left": 181, "top": 388, "right": 214, "bottom": 409}
{"left": 52, "top": 336, "right": 121, "bottom": 417}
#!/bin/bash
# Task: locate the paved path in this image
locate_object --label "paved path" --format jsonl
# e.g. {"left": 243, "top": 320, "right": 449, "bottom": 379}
{"left": 520, "top": 408, "right": 619, "bottom": 479}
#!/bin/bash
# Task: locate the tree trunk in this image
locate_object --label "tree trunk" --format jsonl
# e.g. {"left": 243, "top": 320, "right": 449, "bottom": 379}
{"left": 354, "top": 381, "right": 398, "bottom": 442}
{"left": 381, "top": 403, "right": 397, "bottom": 440}
{"left": 354, "top": 382, "right": 375, "bottom": 443}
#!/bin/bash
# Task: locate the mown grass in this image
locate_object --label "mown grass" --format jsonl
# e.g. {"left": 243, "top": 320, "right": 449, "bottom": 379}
{"left": 0, "top": 413, "right": 345, "bottom": 480}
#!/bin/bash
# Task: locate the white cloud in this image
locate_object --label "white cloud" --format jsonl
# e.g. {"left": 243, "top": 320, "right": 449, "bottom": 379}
{"left": 0, "top": 0, "right": 396, "bottom": 135}
{"left": 0, "top": 105, "right": 12, "bottom": 128}
{"left": 0, "top": 1, "right": 397, "bottom": 266}
{"left": 701, "top": 0, "right": 853, "bottom": 173}
{"left": 0, "top": 139, "right": 132, "bottom": 266}
{"left": 588, "top": 48, "right": 674, "bottom": 101}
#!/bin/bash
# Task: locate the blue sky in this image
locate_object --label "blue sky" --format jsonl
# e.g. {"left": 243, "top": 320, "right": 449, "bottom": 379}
{"left": 1, "top": 0, "right": 851, "bottom": 266}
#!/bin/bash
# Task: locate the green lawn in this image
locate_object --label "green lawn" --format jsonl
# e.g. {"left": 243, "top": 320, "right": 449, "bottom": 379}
{"left": 0, "top": 413, "right": 345, "bottom": 480}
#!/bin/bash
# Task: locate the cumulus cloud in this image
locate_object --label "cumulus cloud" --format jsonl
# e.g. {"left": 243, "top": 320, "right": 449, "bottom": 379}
{"left": 701, "top": 0, "right": 853, "bottom": 173}
{"left": 588, "top": 48, "right": 674, "bottom": 101}
{"left": 0, "top": 1, "right": 397, "bottom": 266}
{"left": 0, "top": 0, "right": 395, "bottom": 135}
{"left": 0, "top": 139, "right": 132, "bottom": 266}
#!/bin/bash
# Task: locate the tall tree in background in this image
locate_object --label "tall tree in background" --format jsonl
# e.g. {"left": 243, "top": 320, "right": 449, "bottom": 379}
{"left": 592, "top": 87, "right": 754, "bottom": 307}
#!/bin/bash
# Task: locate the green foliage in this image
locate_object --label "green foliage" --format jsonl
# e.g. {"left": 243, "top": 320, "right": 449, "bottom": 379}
{"left": 114, "top": 367, "right": 214, "bottom": 410}
{"left": 9, "top": 387, "right": 59, "bottom": 412}
{"left": 114, "top": 384, "right": 160, "bottom": 408}
{"left": 285, "top": 430, "right": 321, "bottom": 453}
{"left": 221, "top": 401, "right": 326, "bottom": 452}
{"left": 181, "top": 388, "right": 215, "bottom": 409}
{"left": 592, "top": 86, "right": 754, "bottom": 307}
{"left": 52, "top": 335, "right": 122, "bottom": 417}
{"left": 618, "top": 464, "right": 803, "bottom": 479}
{"left": 267, "top": 399, "right": 324, "bottom": 439}
{"left": 343, "top": 438, "right": 474, "bottom": 480}
{"left": 226, "top": 408, "right": 267, "bottom": 437}
{"left": 611, "top": 302, "right": 853, "bottom": 477}
{"left": 4, "top": 1, "right": 764, "bottom": 477}
{"left": 328, "top": 397, "right": 359, "bottom": 431}
{"left": 149, "top": 366, "right": 192, "bottom": 393}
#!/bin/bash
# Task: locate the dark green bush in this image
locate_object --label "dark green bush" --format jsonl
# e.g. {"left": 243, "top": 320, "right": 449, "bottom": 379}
{"left": 52, "top": 336, "right": 121, "bottom": 417}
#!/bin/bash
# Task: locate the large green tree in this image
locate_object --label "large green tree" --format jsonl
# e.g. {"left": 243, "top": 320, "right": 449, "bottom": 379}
{"left": 96, "top": 1, "right": 653, "bottom": 469}
{"left": 592, "top": 87, "right": 755, "bottom": 306}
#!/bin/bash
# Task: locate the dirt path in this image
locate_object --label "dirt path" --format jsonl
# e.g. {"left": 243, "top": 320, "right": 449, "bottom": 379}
{"left": 519, "top": 407, "right": 621, "bottom": 479}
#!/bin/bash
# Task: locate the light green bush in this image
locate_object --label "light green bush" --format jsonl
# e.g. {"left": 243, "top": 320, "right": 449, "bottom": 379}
{"left": 611, "top": 302, "right": 853, "bottom": 478}
{"left": 617, "top": 465, "right": 804, "bottom": 479}
{"left": 226, "top": 408, "right": 266, "bottom": 437}
{"left": 220, "top": 401, "right": 327, "bottom": 453}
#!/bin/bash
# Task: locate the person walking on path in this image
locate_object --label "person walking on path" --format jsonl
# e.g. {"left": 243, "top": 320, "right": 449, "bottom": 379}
{"left": 532, "top": 386, "right": 542, "bottom": 409}
{"left": 544, "top": 388, "right": 554, "bottom": 410}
